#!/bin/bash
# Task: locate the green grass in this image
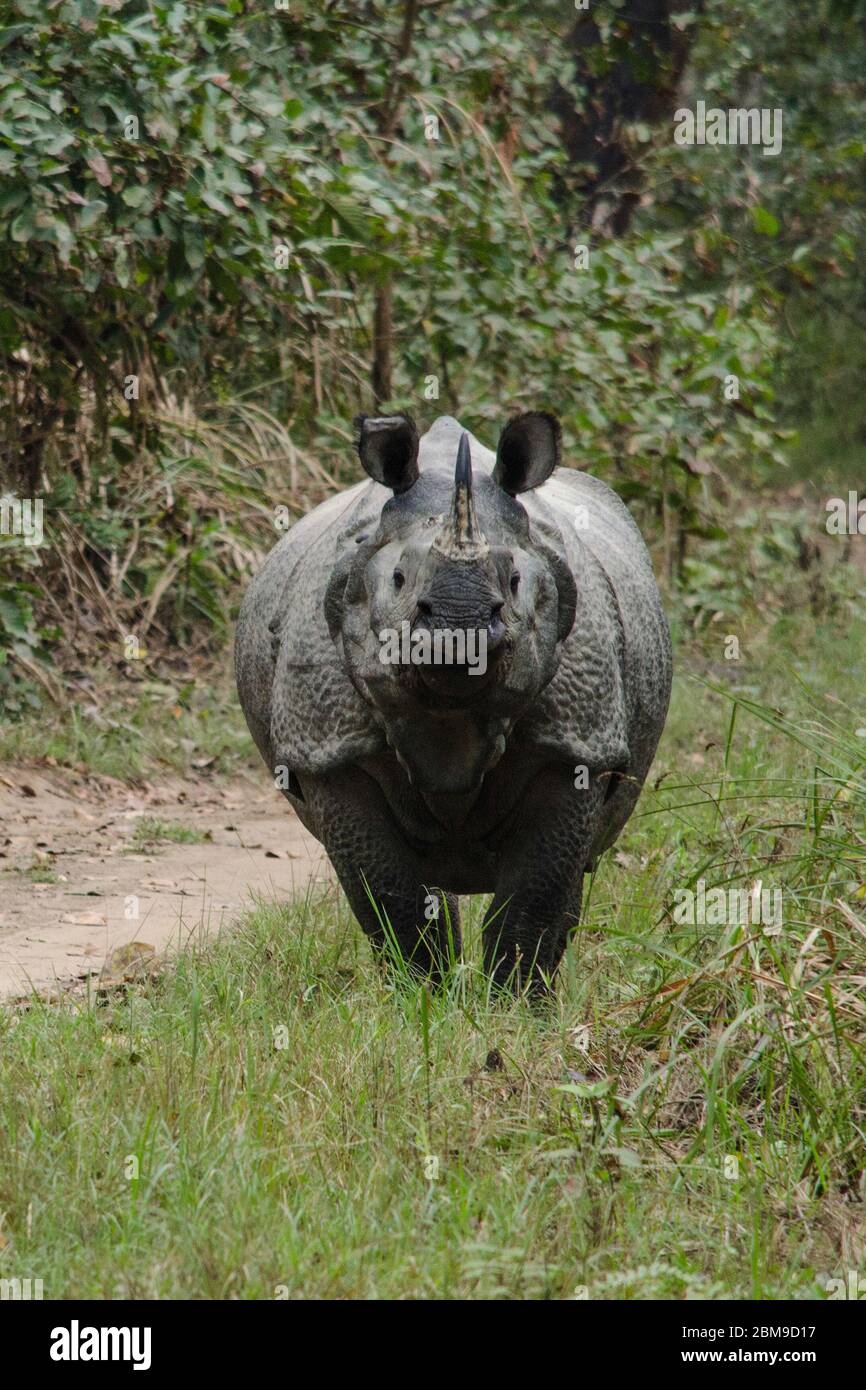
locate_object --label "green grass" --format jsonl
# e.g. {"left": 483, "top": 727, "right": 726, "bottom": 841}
{"left": 0, "top": 670, "right": 253, "bottom": 782}
{"left": 129, "top": 817, "right": 211, "bottom": 851}
{"left": 0, "top": 615, "right": 864, "bottom": 1299}
{"left": 22, "top": 864, "right": 58, "bottom": 884}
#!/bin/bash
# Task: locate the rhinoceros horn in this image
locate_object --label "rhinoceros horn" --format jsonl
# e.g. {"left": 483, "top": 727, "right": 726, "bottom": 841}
{"left": 432, "top": 432, "right": 489, "bottom": 560}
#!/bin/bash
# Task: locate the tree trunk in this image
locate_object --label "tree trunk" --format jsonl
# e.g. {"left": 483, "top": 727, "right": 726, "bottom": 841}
{"left": 369, "top": 0, "right": 420, "bottom": 405}
{"left": 372, "top": 282, "right": 393, "bottom": 407}
{"left": 548, "top": 0, "right": 702, "bottom": 237}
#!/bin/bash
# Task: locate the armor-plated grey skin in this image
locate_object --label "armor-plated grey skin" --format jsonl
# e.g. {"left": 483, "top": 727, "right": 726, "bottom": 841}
{"left": 236, "top": 412, "right": 672, "bottom": 991}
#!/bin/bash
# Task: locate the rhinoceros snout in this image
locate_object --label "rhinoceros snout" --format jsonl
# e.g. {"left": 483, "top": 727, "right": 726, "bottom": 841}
{"left": 412, "top": 597, "right": 508, "bottom": 662}
{"left": 414, "top": 561, "right": 507, "bottom": 651}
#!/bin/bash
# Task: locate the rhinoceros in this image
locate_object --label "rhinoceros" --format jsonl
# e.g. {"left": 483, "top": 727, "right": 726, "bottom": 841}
{"left": 236, "top": 412, "right": 671, "bottom": 991}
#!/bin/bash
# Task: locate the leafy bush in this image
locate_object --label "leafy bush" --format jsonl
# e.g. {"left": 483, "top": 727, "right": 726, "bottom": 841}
{"left": 1, "top": 0, "right": 839, "bottom": 699}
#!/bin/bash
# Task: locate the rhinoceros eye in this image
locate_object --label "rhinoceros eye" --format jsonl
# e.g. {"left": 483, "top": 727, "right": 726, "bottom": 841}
{"left": 510, "top": 572, "right": 520, "bottom": 595}
{"left": 393, "top": 567, "right": 405, "bottom": 590}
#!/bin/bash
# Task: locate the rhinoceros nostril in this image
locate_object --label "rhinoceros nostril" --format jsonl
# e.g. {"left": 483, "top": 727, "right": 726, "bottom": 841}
{"left": 417, "top": 597, "right": 433, "bottom": 618}
{"left": 491, "top": 600, "right": 505, "bottom": 618}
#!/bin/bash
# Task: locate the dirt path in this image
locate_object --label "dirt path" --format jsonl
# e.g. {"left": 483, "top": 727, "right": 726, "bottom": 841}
{"left": 0, "top": 765, "right": 332, "bottom": 1002}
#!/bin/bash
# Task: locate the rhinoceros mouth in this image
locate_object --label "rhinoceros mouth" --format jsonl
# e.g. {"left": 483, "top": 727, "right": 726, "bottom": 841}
{"left": 408, "top": 641, "right": 512, "bottom": 706}
{"left": 376, "top": 612, "right": 512, "bottom": 708}
{"left": 416, "top": 664, "right": 495, "bottom": 703}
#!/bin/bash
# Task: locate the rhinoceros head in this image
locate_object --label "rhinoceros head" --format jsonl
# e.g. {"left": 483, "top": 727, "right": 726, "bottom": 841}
{"left": 324, "top": 412, "right": 577, "bottom": 792}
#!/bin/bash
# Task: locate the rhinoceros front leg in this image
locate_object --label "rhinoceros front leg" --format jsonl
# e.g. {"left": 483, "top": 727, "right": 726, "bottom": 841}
{"left": 482, "top": 766, "right": 608, "bottom": 993}
{"left": 302, "top": 768, "right": 461, "bottom": 981}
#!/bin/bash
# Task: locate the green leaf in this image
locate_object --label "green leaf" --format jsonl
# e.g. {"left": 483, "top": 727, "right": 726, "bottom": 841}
{"left": 751, "top": 205, "right": 780, "bottom": 237}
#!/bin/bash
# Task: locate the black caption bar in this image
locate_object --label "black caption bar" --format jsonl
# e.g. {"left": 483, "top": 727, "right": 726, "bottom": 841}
{"left": 2, "top": 1298, "right": 860, "bottom": 1376}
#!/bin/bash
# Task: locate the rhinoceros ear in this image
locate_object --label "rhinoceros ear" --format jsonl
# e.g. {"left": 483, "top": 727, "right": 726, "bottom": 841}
{"left": 354, "top": 413, "right": 420, "bottom": 493}
{"left": 493, "top": 411, "right": 561, "bottom": 495}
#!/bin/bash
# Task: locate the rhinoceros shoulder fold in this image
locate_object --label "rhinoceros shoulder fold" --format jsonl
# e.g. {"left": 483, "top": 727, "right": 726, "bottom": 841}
{"left": 236, "top": 478, "right": 387, "bottom": 776}
{"left": 519, "top": 466, "right": 671, "bottom": 777}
